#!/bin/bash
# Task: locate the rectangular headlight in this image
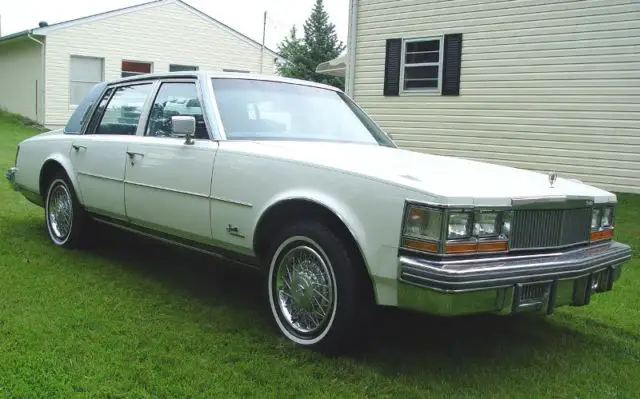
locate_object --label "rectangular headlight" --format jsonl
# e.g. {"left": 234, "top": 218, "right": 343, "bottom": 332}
{"left": 591, "top": 208, "right": 601, "bottom": 229}
{"left": 447, "top": 212, "right": 472, "bottom": 239}
{"left": 501, "top": 211, "right": 512, "bottom": 238}
{"left": 403, "top": 205, "right": 442, "bottom": 242}
{"left": 473, "top": 212, "right": 499, "bottom": 237}
{"left": 601, "top": 207, "right": 613, "bottom": 228}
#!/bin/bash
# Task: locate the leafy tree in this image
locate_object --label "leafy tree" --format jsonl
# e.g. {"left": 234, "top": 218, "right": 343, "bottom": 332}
{"left": 276, "top": 0, "right": 346, "bottom": 89}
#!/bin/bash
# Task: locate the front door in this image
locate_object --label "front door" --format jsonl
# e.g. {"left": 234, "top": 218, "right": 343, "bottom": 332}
{"left": 70, "top": 82, "right": 154, "bottom": 219}
{"left": 123, "top": 80, "right": 217, "bottom": 242}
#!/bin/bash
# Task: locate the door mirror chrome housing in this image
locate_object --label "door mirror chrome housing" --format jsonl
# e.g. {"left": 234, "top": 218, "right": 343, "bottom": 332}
{"left": 171, "top": 115, "right": 196, "bottom": 145}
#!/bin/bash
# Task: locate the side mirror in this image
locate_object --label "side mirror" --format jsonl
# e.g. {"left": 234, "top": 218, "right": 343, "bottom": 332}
{"left": 171, "top": 115, "right": 196, "bottom": 145}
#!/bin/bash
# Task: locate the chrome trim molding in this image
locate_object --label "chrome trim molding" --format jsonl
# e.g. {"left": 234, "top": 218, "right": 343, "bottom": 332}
{"left": 91, "top": 216, "right": 261, "bottom": 271}
{"left": 124, "top": 180, "right": 210, "bottom": 199}
{"left": 210, "top": 196, "right": 253, "bottom": 208}
{"left": 77, "top": 171, "right": 123, "bottom": 183}
{"left": 397, "top": 241, "right": 631, "bottom": 316}
{"left": 398, "top": 241, "right": 632, "bottom": 292}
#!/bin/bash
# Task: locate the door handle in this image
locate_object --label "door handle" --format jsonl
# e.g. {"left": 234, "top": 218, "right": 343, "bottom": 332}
{"left": 72, "top": 144, "right": 87, "bottom": 151}
{"left": 126, "top": 151, "right": 144, "bottom": 165}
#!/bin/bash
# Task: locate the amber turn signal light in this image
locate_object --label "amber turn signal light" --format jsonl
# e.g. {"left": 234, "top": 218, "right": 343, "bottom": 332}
{"left": 445, "top": 240, "right": 508, "bottom": 254}
{"left": 477, "top": 240, "right": 508, "bottom": 252}
{"left": 403, "top": 238, "right": 438, "bottom": 253}
{"left": 445, "top": 242, "right": 478, "bottom": 254}
{"left": 590, "top": 228, "right": 614, "bottom": 241}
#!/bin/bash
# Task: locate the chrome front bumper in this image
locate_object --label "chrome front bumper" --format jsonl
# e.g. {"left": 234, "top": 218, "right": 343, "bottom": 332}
{"left": 397, "top": 241, "right": 633, "bottom": 316}
{"left": 6, "top": 167, "right": 18, "bottom": 191}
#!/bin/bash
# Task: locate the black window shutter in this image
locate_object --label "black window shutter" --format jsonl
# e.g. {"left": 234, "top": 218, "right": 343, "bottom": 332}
{"left": 442, "top": 33, "right": 463, "bottom": 96}
{"left": 383, "top": 38, "right": 402, "bottom": 96}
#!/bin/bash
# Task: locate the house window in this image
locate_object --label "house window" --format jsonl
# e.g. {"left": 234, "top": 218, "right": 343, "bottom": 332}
{"left": 400, "top": 37, "right": 443, "bottom": 92}
{"left": 223, "top": 68, "right": 250, "bottom": 73}
{"left": 121, "top": 60, "right": 152, "bottom": 78}
{"left": 69, "top": 56, "right": 104, "bottom": 107}
{"left": 169, "top": 64, "right": 198, "bottom": 72}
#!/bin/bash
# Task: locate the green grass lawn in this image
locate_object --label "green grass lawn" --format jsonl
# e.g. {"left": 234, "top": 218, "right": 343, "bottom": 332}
{"left": 1, "top": 111, "right": 639, "bottom": 398}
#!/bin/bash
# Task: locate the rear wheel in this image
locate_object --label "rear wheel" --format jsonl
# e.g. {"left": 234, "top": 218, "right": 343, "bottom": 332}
{"left": 266, "top": 219, "right": 374, "bottom": 354}
{"left": 44, "top": 171, "right": 89, "bottom": 248}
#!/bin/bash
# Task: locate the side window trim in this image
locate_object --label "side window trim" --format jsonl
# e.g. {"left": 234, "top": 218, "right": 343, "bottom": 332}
{"left": 134, "top": 80, "right": 161, "bottom": 136}
{"left": 84, "top": 87, "right": 115, "bottom": 135}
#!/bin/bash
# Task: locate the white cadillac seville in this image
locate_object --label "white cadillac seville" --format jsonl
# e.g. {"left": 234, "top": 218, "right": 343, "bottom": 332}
{"left": 6, "top": 71, "right": 633, "bottom": 353}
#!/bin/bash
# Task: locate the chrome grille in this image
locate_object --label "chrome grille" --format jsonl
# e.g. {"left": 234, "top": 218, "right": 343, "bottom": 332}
{"left": 510, "top": 208, "right": 591, "bottom": 250}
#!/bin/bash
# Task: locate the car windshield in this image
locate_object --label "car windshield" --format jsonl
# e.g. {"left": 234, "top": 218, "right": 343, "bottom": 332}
{"left": 211, "top": 78, "right": 395, "bottom": 146}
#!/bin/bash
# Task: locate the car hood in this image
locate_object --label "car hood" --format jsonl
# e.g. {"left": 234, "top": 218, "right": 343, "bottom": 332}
{"left": 228, "top": 140, "right": 616, "bottom": 206}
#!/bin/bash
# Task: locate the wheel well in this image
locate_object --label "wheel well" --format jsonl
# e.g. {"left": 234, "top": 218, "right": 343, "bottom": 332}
{"left": 253, "top": 199, "right": 375, "bottom": 299}
{"left": 39, "top": 160, "right": 66, "bottom": 198}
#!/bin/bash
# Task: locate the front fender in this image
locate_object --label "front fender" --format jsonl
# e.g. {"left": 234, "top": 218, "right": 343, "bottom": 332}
{"left": 254, "top": 187, "right": 371, "bottom": 272}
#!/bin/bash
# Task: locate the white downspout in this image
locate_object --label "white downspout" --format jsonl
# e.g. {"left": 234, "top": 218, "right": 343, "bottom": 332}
{"left": 345, "top": 0, "right": 358, "bottom": 97}
{"left": 27, "top": 32, "right": 45, "bottom": 126}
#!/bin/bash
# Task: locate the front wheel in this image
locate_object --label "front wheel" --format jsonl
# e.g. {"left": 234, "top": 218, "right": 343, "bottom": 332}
{"left": 266, "top": 220, "right": 374, "bottom": 354}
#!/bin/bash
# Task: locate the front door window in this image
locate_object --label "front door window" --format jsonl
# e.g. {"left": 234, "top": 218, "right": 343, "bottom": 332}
{"left": 145, "top": 82, "right": 209, "bottom": 139}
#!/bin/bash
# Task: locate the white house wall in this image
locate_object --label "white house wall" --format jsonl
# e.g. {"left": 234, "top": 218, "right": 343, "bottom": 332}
{"left": 44, "top": 1, "right": 278, "bottom": 128}
{"left": 0, "top": 38, "right": 44, "bottom": 123}
{"left": 352, "top": 0, "right": 640, "bottom": 193}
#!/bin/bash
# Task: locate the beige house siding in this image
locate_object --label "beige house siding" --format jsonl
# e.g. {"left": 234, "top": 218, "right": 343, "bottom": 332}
{"left": 0, "top": 38, "right": 44, "bottom": 123}
{"left": 351, "top": 0, "right": 640, "bottom": 193}
{"left": 44, "top": 1, "right": 278, "bottom": 128}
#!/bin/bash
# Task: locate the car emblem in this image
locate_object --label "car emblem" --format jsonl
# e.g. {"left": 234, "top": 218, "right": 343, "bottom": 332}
{"left": 548, "top": 171, "right": 557, "bottom": 188}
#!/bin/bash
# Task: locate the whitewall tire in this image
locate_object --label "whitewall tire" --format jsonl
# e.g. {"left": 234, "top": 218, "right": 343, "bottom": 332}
{"left": 266, "top": 219, "right": 374, "bottom": 353}
{"left": 44, "top": 171, "right": 88, "bottom": 249}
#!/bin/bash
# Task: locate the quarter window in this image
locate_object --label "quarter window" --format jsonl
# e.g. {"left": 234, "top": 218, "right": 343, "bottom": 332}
{"left": 121, "top": 60, "right": 152, "bottom": 78}
{"left": 90, "top": 83, "right": 153, "bottom": 135}
{"left": 401, "top": 37, "right": 443, "bottom": 92}
{"left": 146, "top": 82, "right": 209, "bottom": 139}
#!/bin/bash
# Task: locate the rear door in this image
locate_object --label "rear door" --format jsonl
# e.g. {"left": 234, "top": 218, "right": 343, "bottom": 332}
{"left": 70, "top": 82, "right": 154, "bottom": 220}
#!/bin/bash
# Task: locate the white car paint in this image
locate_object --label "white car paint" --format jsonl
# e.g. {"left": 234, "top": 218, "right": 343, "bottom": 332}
{"left": 69, "top": 135, "right": 131, "bottom": 218}
{"left": 123, "top": 136, "right": 219, "bottom": 242}
{"left": 9, "top": 71, "right": 621, "bottom": 308}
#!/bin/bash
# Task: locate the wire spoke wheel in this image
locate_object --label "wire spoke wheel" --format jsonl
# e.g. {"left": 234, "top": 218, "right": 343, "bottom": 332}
{"left": 269, "top": 233, "right": 339, "bottom": 345}
{"left": 46, "top": 180, "right": 74, "bottom": 244}
{"left": 276, "top": 244, "right": 334, "bottom": 335}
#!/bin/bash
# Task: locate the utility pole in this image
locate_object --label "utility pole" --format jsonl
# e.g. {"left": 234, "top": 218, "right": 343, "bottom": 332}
{"left": 260, "top": 10, "right": 266, "bottom": 73}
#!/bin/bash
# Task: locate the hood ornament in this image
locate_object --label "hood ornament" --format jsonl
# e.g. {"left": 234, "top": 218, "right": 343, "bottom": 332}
{"left": 548, "top": 171, "right": 557, "bottom": 188}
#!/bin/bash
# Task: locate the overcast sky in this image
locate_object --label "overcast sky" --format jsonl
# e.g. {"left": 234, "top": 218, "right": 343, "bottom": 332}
{"left": 0, "top": 0, "right": 349, "bottom": 51}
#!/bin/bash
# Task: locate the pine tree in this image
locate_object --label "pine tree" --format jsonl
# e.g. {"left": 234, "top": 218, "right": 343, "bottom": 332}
{"left": 276, "top": 26, "right": 307, "bottom": 79}
{"left": 276, "top": 0, "right": 346, "bottom": 89}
